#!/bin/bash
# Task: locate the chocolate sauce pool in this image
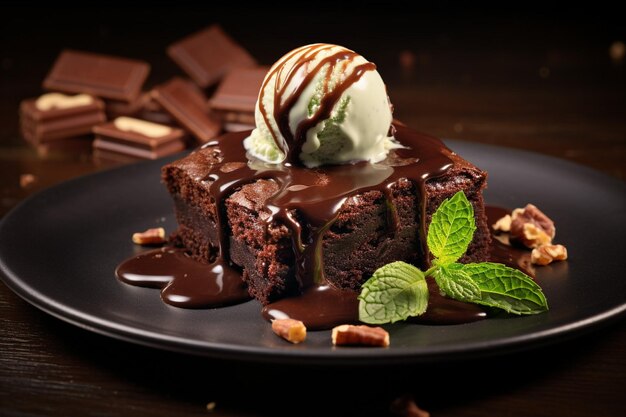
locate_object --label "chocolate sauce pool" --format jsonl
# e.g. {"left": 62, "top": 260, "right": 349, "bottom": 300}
{"left": 115, "top": 127, "right": 536, "bottom": 330}
{"left": 116, "top": 247, "right": 250, "bottom": 308}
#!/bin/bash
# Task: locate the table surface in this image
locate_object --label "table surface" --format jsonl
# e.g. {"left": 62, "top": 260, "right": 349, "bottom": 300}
{"left": 1, "top": 8, "right": 625, "bottom": 417}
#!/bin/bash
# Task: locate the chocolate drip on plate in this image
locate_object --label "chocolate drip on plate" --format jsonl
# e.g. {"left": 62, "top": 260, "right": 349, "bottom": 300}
{"left": 116, "top": 247, "right": 250, "bottom": 308}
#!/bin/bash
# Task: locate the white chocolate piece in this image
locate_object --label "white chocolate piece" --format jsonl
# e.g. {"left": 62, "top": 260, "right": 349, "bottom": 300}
{"left": 35, "top": 93, "right": 94, "bottom": 111}
{"left": 113, "top": 116, "right": 172, "bottom": 138}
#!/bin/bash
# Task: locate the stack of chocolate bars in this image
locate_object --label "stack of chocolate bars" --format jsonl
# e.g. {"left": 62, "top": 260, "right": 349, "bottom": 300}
{"left": 19, "top": 24, "right": 268, "bottom": 163}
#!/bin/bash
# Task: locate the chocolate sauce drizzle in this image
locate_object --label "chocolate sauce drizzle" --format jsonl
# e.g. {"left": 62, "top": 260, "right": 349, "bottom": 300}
{"left": 115, "top": 179, "right": 534, "bottom": 329}
{"left": 211, "top": 126, "right": 452, "bottom": 291}
{"left": 116, "top": 125, "right": 463, "bottom": 329}
{"left": 257, "top": 44, "right": 377, "bottom": 164}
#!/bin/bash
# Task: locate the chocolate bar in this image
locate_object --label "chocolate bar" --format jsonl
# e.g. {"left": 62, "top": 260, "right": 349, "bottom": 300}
{"left": 106, "top": 92, "right": 178, "bottom": 126}
{"left": 43, "top": 49, "right": 150, "bottom": 102}
{"left": 208, "top": 66, "right": 268, "bottom": 132}
{"left": 93, "top": 116, "right": 187, "bottom": 160}
{"left": 167, "top": 24, "right": 256, "bottom": 88}
{"left": 151, "top": 77, "right": 222, "bottom": 143}
{"left": 135, "top": 93, "right": 177, "bottom": 125}
{"left": 20, "top": 92, "right": 106, "bottom": 143}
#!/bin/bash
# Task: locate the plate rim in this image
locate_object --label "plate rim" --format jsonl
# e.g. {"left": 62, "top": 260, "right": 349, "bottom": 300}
{"left": 1, "top": 140, "right": 625, "bottom": 364}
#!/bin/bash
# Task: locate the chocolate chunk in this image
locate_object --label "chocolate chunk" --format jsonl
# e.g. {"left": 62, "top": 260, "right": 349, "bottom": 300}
{"left": 135, "top": 92, "right": 178, "bottom": 125}
{"left": 43, "top": 49, "right": 150, "bottom": 102}
{"left": 152, "top": 77, "right": 222, "bottom": 143}
{"left": 167, "top": 24, "right": 256, "bottom": 88}
{"left": 19, "top": 93, "right": 106, "bottom": 144}
{"left": 93, "top": 116, "right": 187, "bottom": 160}
{"left": 208, "top": 66, "right": 268, "bottom": 131}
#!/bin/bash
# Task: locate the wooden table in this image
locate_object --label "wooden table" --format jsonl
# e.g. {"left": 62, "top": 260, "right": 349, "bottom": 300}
{"left": 1, "top": 8, "right": 624, "bottom": 417}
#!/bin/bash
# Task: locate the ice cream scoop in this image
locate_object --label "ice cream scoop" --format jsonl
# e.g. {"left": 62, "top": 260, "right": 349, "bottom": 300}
{"left": 244, "top": 43, "right": 400, "bottom": 167}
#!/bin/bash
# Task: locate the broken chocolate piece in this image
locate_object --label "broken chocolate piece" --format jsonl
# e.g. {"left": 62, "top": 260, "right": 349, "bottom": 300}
{"left": 43, "top": 49, "right": 150, "bottom": 102}
{"left": 135, "top": 92, "right": 178, "bottom": 125}
{"left": 19, "top": 93, "right": 106, "bottom": 144}
{"left": 167, "top": 24, "right": 256, "bottom": 88}
{"left": 93, "top": 116, "right": 186, "bottom": 160}
{"left": 208, "top": 66, "right": 268, "bottom": 131}
{"left": 152, "top": 77, "right": 222, "bottom": 143}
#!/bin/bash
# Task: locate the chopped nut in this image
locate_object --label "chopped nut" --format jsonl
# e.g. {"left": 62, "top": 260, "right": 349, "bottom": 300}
{"left": 132, "top": 227, "right": 166, "bottom": 245}
{"left": 390, "top": 394, "right": 430, "bottom": 417}
{"left": 331, "top": 324, "right": 390, "bottom": 347}
{"left": 510, "top": 204, "right": 555, "bottom": 248}
{"left": 522, "top": 222, "right": 553, "bottom": 247}
{"left": 271, "top": 318, "right": 307, "bottom": 344}
{"left": 492, "top": 214, "right": 512, "bottom": 232}
{"left": 532, "top": 244, "right": 568, "bottom": 265}
{"left": 19, "top": 173, "right": 37, "bottom": 188}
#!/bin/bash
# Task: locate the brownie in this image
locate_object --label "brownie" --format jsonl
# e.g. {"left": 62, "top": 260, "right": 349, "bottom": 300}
{"left": 162, "top": 126, "right": 490, "bottom": 305}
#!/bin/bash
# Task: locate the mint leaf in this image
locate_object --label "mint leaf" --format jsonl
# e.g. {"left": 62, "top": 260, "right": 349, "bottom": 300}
{"left": 427, "top": 191, "right": 476, "bottom": 265}
{"left": 461, "top": 262, "right": 548, "bottom": 314}
{"left": 433, "top": 263, "right": 481, "bottom": 301}
{"left": 358, "top": 261, "right": 428, "bottom": 324}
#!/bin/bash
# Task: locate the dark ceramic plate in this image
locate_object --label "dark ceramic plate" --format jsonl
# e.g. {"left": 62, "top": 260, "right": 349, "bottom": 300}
{"left": 1, "top": 140, "right": 625, "bottom": 365}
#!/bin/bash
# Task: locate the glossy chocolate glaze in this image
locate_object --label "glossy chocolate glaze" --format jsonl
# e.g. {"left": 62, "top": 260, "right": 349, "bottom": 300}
{"left": 199, "top": 125, "right": 452, "bottom": 291}
{"left": 262, "top": 285, "right": 360, "bottom": 330}
{"left": 116, "top": 126, "right": 535, "bottom": 329}
{"left": 116, "top": 247, "right": 250, "bottom": 308}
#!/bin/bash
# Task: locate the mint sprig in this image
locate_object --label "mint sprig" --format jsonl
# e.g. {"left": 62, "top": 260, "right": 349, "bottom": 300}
{"left": 358, "top": 191, "right": 549, "bottom": 324}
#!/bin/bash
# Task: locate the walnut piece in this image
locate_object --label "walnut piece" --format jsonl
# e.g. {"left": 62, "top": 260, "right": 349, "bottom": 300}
{"left": 510, "top": 204, "right": 555, "bottom": 248}
{"left": 531, "top": 244, "right": 568, "bottom": 265}
{"left": 331, "top": 324, "right": 390, "bottom": 347}
{"left": 19, "top": 173, "right": 37, "bottom": 188}
{"left": 271, "top": 318, "right": 307, "bottom": 344}
{"left": 492, "top": 214, "right": 512, "bottom": 232}
{"left": 390, "top": 394, "right": 430, "bottom": 417}
{"left": 132, "top": 227, "right": 166, "bottom": 245}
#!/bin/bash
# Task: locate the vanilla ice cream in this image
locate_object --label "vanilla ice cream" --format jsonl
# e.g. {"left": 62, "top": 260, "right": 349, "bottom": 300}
{"left": 244, "top": 44, "right": 400, "bottom": 167}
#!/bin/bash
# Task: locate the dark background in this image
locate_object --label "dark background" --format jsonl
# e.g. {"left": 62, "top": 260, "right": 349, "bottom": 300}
{"left": 2, "top": 5, "right": 624, "bottom": 176}
{"left": 2, "top": 5, "right": 623, "bottom": 89}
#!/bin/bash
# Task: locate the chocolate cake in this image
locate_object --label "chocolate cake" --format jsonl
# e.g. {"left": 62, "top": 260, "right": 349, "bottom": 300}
{"left": 161, "top": 124, "right": 490, "bottom": 305}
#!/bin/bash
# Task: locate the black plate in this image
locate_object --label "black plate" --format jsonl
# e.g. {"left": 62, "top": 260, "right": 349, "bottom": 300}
{"left": 1, "top": 140, "right": 625, "bottom": 365}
